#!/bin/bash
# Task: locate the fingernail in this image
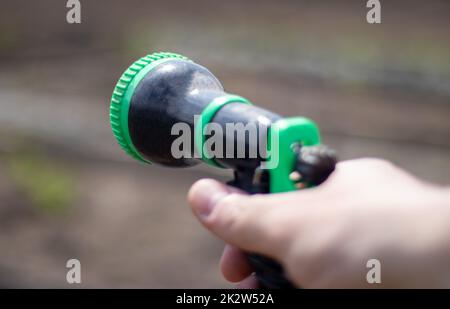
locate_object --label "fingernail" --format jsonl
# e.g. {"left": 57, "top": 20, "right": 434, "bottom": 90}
{"left": 189, "top": 180, "right": 229, "bottom": 218}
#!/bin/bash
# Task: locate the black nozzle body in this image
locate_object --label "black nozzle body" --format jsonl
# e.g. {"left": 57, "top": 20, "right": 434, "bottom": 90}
{"left": 128, "top": 59, "right": 281, "bottom": 169}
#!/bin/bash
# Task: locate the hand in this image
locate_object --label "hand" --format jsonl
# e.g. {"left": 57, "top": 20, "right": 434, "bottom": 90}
{"left": 187, "top": 158, "right": 450, "bottom": 288}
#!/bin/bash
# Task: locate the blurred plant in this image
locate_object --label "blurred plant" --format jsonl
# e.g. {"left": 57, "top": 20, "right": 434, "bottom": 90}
{"left": 7, "top": 150, "right": 75, "bottom": 214}
{"left": 120, "top": 25, "right": 159, "bottom": 56}
{"left": 0, "top": 23, "right": 18, "bottom": 52}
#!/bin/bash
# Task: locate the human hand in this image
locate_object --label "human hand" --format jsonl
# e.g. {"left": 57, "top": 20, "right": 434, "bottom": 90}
{"left": 187, "top": 158, "right": 450, "bottom": 288}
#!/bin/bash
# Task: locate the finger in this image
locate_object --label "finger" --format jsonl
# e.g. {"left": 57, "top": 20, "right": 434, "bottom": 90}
{"left": 187, "top": 179, "right": 294, "bottom": 259}
{"left": 220, "top": 245, "right": 254, "bottom": 282}
{"left": 235, "top": 274, "right": 259, "bottom": 289}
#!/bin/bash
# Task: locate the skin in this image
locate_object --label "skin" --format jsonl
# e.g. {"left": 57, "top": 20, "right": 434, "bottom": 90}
{"left": 187, "top": 158, "right": 450, "bottom": 288}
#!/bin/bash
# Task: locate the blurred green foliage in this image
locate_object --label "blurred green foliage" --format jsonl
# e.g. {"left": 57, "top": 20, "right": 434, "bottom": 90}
{"left": 0, "top": 23, "right": 18, "bottom": 51}
{"left": 8, "top": 150, "right": 75, "bottom": 213}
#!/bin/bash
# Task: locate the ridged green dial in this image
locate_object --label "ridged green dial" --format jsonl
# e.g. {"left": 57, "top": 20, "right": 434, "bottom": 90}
{"left": 109, "top": 52, "right": 190, "bottom": 163}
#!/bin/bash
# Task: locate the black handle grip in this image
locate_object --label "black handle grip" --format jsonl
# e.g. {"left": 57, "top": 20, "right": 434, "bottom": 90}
{"left": 247, "top": 253, "right": 296, "bottom": 289}
{"left": 226, "top": 172, "right": 295, "bottom": 288}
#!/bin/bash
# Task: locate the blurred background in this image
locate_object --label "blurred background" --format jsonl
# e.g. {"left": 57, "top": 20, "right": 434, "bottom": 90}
{"left": 0, "top": 0, "right": 449, "bottom": 288}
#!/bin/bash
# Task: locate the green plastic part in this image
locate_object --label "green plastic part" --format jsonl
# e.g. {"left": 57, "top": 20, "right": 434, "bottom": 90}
{"left": 195, "top": 95, "right": 252, "bottom": 168}
{"left": 109, "top": 52, "right": 190, "bottom": 164}
{"left": 267, "top": 117, "right": 321, "bottom": 193}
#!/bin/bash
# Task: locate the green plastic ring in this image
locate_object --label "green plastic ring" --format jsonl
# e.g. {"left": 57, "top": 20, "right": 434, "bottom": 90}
{"left": 110, "top": 52, "right": 190, "bottom": 164}
{"left": 195, "top": 95, "right": 252, "bottom": 168}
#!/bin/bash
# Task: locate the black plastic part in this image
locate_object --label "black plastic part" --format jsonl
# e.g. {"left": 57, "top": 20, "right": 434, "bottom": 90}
{"left": 128, "top": 59, "right": 224, "bottom": 166}
{"left": 248, "top": 254, "right": 296, "bottom": 289}
{"left": 227, "top": 169, "right": 296, "bottom": 289}
{"left": 128, "top": 58, "right": 283, "bottom": 171}
{"left": 212, "top": 103, "right": 281, "bottom": 170}
{"left": 295, "top": 145, "right": 337, "bottom": 186}
{"left": 226, "top": 169, "right": 269, "bottom": 194}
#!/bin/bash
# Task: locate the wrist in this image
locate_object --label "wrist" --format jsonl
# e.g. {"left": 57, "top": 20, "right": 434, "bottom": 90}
{"left": 423, "top": 186, "right": 450, "bottom": 287}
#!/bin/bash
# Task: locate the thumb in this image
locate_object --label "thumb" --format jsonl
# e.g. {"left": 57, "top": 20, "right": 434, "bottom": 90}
{"left": 187, "top": 179, "right": 290, "bottom": 260}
